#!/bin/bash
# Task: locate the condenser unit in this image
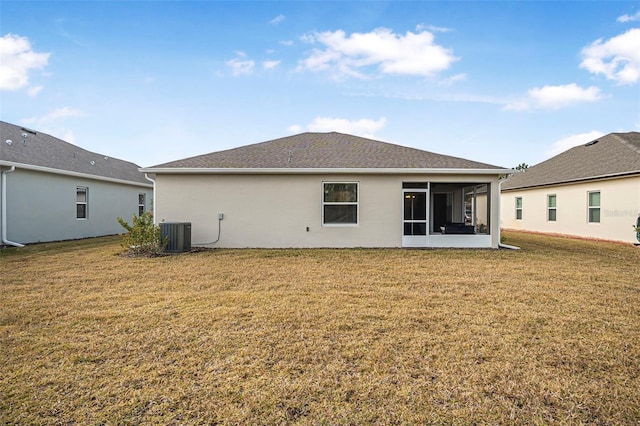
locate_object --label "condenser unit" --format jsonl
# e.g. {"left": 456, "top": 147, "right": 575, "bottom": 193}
{"left": 160, "top": 222, "right": 191, "bottom": 253}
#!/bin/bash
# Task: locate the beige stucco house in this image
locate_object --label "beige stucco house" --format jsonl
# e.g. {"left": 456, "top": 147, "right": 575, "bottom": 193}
{"left": 501, "top": 132, "right": 640, "bottom": 245}
{"left": 141, "top": 132, "right": 511, "bottom": 248}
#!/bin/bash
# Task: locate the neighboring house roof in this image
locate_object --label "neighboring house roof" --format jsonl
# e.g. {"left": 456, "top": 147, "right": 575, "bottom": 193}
{"left": 502, "top": 132, "right": 640, "bottom": 191}
{"left": 145, "top": 132, "right": 507, "bottom": 173}
{"left": 0, "top": 121, "right": 150, "bottom": 186}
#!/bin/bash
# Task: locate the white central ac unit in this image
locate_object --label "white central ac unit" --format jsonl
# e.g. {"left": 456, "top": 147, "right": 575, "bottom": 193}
{"left": 160, "top": 222, "right": 191, "bottom": 253}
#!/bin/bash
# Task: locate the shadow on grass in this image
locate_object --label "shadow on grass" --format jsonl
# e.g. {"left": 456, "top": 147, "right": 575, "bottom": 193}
{"left": 0, "top": 235, "right": 122, "bottom": 258}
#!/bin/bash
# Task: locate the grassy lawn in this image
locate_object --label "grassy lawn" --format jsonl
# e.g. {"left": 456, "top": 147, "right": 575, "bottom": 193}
{"left": 1, "top": 231, "right": 639, "bottom": 424}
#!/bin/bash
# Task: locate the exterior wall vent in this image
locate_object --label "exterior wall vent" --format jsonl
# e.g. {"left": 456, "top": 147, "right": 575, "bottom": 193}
{"left": 160, "top": 222, "right": 192, "bottom": 253}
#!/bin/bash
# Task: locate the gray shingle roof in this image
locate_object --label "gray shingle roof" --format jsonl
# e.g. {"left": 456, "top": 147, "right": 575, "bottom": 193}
{"left": 502, "top": 132, "right": 640, "bottom": 191}
{"left": 149, "top": 132, "right": 505, "bottom": 170}
{"left": 0, "top": 121, "right": 149, "bottom": 185}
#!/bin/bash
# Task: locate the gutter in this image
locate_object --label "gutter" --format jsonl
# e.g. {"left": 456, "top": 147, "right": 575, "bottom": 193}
{"left": 1, "top": 166, "right": 25, "bottom": 247}
{"left": 499, "top": 243, "right": 520, "bottom": 250}
{"left": 138, "top": 167, "right": 514, "bottom": 176}
{"left": 0, "top": 160, "right": 152, "bottom": 188}
{"left": 502, "top": 169, "right": 640, "bottom": 192}
{"left": 144, "top": 173, "right": 156, "bottom": 223}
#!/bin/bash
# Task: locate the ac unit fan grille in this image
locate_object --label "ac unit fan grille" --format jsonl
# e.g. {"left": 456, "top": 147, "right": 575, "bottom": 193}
{"left": 160, "top": 222, "right": 192, "bottom": 253}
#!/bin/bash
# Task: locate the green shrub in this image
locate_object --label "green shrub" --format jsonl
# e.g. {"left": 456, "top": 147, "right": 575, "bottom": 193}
{"left": 117, "top": 212, "right": 167, "bottom": 256}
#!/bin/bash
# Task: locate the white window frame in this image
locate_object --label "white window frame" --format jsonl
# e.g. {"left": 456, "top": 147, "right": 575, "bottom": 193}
{"left": 138, "top": 193, "right": 146, "bottom": 216}
{"left": 588, "top": 191, "right": 600, "bottom": 223}
{"left": 547, "top": 194, "right": 557, "bottom": 222}
{"left": 76, "top": 187, "right": 88, "bottom": 220}
{"left": 515, "top": 197, "right": 523, "bottom": 220}
{"left": 322, "top": 182, "right": 359, "bottom": 226}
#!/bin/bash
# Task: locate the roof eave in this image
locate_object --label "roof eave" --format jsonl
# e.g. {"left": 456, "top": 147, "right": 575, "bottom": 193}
{"left": 501, "top": 170, "right": 640, "bottom": 191}
{"left": 1, "top": 161, "right": 153, "bottom": 188}
{"left": 139, "top": 167, "right": 513, "bottom": 175}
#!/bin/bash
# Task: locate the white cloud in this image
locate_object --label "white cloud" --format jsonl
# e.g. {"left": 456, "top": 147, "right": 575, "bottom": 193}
{"left": 262, "top": 60, "right": 280, "bottom": 70}
{"left": 22, "top": 106, "right": 84, "bottom": 125}
{"left": 505, "top": 83, "right": 602, "bottom": 111}
{"left": 0, "top": 33, "right": 50, "bottom": 91}
{"left": 226, "top": 55, "right": 255, "bottom": 76}
{"left": 287, "top": 124, "right": 303, "bottom": 133}
{"left": 416, "top": 23, "right": 452, "bottom": 33}
{"left": 529, "top": 84, "right": 602, "bottom": 108}
{"left": 617, "top": 11, "right": 640, "bottom": 22}
{"left": 438, "top": 73, "right": 467, "bottom": 86}
{"left": 299, "top": 34, "right": 315, "bottom": 44}
{"left": 59, "top": 130, "right": 76, "bottom": 144}
{"left": 45, "top": 106, "right": 84, "bottom": 120}
{"left": 27, "top": 85, "right": 43, "bottom": 97}
{"left": 580, "top": 28, "right": 640, "bottom": 85}
{"left": 545, "top": 130, "right": 606, "bottom": 158}
{"left": 270, "top": 14, "right": 285, "bottom": 25}
{"left": 298, "top": 27, "right": 458, "bottom": 79}
{"left": 279, "top": 40, "right": 294, "bottom": 47}
{"left": 290, "top": 116, "right": 387, "bottom": 138}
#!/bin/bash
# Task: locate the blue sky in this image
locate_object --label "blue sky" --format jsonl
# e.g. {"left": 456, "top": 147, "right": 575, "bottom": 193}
{"left": 1, "top": 1, "right": 639, "bottom": 168}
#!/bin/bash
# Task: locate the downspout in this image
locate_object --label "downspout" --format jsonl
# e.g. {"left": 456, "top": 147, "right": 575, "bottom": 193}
{"left": 144, "top": 173, "right": 156, "bottom": 223}
{"left": 498, "top": 178, "right": 520, "bottom": 250}
{"left": 1, "top": 166, "right": 25, "bottom": 247}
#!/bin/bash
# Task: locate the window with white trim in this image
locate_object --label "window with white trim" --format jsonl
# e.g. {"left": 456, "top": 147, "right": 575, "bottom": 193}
{"left": 547, "top": 194, "right": 556, "bottom": 222}
{"left": 138, "top": 193, "right": 146, "bottom": 216}
{"left": 515, "top": 197, "right": 522, "bottom": 220}
{"left": 76, "top": 187, "right": 88, "bottom": 219}
{"left": 588, "top": 191, "right": 600, "bottom": 223}
{"left": 323, "top": 182, "right": 358, "bottom": 225}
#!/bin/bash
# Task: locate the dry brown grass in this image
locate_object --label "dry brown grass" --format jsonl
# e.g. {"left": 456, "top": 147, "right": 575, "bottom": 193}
{"left": 1, "top": 231, "right": 639, "bottom": 425}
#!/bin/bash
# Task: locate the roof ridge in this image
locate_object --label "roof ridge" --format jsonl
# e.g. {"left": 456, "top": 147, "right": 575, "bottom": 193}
{"left": 610, "top": 133, "right": 640, "bottom": 155}
{"left": 149, "top": 131, "right": 506, "bottom": 170}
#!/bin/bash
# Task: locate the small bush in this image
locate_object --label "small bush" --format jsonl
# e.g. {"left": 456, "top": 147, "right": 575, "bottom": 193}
{"left": 117, "top": 212, "right": 167, "bottom": 256}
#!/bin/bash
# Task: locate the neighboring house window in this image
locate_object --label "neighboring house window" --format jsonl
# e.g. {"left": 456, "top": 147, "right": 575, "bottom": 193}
{"left": 76, "top": 187, "right": 88, "bottom": 219}
{"left": 547, "top": 194, "right": 557, "bottom": 222}
{"left": 138, "top": 193, "right": 146, "bottom": 216}
{"left": 588, "top": 191, "right": 600, "bottom": 223}
{"left": 323, "top": 182, "right": 358, "bottom": 225}
{"left": 515, "top": 197, "right": 523, "bottom": 220}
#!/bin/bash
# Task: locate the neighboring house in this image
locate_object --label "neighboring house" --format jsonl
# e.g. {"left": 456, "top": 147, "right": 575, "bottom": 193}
{"left": 0, "top": 121, "right": 153, "bottom": 246}
{"left": 141, "top": 132, "right": 511, "bottom": 248}
{"left": 501, "top": 132, "right": 640, "bottom": 245}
